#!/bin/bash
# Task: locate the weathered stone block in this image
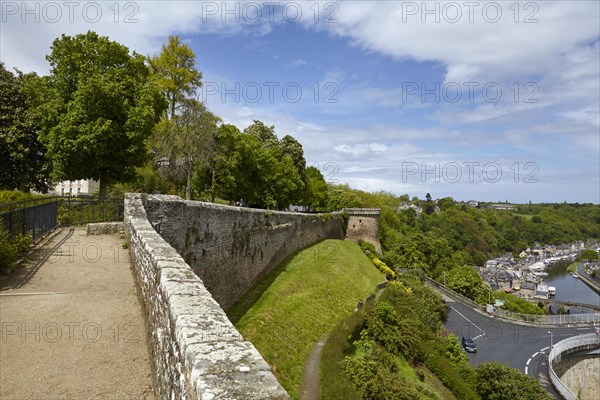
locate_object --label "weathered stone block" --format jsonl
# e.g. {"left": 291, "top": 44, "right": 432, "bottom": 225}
{"left": 86, "top": 221, "right": 123, "bottom": 235}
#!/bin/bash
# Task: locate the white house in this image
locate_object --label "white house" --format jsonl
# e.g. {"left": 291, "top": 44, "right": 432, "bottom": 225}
{"left": 52, "top": 179, "right": 99, "bottom": 196}
{"left": 535, "top": 284, "right": 549, "bottom": 299}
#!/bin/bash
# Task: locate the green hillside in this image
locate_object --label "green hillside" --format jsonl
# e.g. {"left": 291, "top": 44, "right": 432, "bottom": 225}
{"left": 227, "top": 239, "right": 384, "bottom": 399}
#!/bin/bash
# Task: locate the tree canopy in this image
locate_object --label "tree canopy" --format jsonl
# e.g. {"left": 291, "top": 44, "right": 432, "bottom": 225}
{"left": 475, "top": 362, "right": 551, "bottom": 400}
{"left": 193, "top": 120, "right": 307, "bottom": 209}
{"left": 154, "top": 98, "right": 220, "bottom": 199}
{"left": 27, "top": 31, "right": 166, "bottom": 197}
{"left": 0, "top": 63, "right": 51, "bottom": 192}
{"left": 148, "top": 35, "right": 202, "bottom": 120}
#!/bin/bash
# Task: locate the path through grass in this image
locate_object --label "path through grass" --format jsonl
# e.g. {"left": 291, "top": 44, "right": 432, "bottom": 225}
{"left": 227, "top": 239, "right": 384, "bottom": 399}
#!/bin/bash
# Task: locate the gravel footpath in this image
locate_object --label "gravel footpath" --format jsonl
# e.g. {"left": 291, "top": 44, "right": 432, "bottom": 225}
{"left": 0, "top": 227, "right": 154, "bottom": 400}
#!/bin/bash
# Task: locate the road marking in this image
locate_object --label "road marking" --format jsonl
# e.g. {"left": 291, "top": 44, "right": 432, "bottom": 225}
{"left": 449, "top": 305, "right": 486, "bottom": 335}
{"left": 525, "top": 347, "right": 550, "bottom": 375}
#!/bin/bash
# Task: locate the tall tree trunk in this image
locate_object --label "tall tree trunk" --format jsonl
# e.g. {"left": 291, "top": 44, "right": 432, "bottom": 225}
{"left": 211, "top": 168, "right": 216, "bottom": 203}
{"left": 170, "top": 93, "right": 176, "bottom": 120}
{"left": 186, "top": 169, "right": 192, "bottom": 200}
{"left": 98, "top": 179, "right": 107, "bottom": 199}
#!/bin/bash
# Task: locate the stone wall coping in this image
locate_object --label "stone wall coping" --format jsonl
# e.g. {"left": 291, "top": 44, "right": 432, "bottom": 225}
{"left": 343, "top": 208, "right": 381, "bottom": 215}
{"left": 145, "top": 194, "right": 343, "bottom": 218}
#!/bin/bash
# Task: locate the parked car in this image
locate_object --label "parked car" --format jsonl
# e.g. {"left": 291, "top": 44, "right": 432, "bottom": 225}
{"left": 461, "top": 336, "right": 477, "bottom": 353}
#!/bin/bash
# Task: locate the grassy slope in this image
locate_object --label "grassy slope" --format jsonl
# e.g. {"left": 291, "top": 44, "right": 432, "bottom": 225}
{"left": 227, "top": 239, "right": 384, "bottom": 399}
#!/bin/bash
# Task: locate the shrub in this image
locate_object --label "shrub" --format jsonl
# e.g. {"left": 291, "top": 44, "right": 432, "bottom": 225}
{"left": 420, "top": 341, "right": 480, "bottom": 400}
{"left": 0, "top": 229, "right": 17, "bottom": 270}
{"left": 0, "top": 190, "right": 44, "bottom": 204}
{"left": 475, "top": 362, "right": 551, "bottom": 400}
{"left": 358, "top": 239, "right": 378, "bottom": 256}
{"left": 372, "top": 257, "right": 396, "bottom": 278}
{"left": 0, "top": 229, "right": 32, "bottom": 270}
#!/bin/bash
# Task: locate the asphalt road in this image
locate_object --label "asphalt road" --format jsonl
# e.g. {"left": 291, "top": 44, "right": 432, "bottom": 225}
{"left": 444, "top": 298, "right": 596, "bottom": 398}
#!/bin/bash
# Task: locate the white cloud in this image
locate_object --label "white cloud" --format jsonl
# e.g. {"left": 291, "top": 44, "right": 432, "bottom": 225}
{"left": 321, "top": 1, "right": 599, "bottom": 82}
{"left": 0, "top": 1, "right": 279, "bottom": 73}
{"left": 290, "top": 59, "right": 307, "bottom": 67}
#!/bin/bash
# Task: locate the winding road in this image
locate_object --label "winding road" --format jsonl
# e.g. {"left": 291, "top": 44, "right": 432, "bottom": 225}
{"left": 444, "top": 298, "right": 596, "bottom": 399}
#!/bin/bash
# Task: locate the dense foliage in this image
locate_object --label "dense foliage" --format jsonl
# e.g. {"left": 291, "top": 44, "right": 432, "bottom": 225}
{"left": 475, "top": 362, "right": 551, "bottom": 400}
{"left": 339, "top": 274, "right": 474, "bottom": 400}
{"left": 0, "top": 63, "right": 51, "bottom": 192}
{"left": 323, "top": 186, "right": 599, "bottom": 276}
{"left": 0, "top": 228, "right": 32, "bottom": 271}
{"left": 324, "top": 272, "right": 550, "bottom": 400}
{"left": 192, "top": 121, "right": 325, "bottom": 209}
{"left": 0, "top": 190, "right": 44, "bottom": 204}
{"left": 577, "top": 249, "right": 599, "bottom": 261}
{"left": 25, "top": 31, "right": 167, "bottom": 197}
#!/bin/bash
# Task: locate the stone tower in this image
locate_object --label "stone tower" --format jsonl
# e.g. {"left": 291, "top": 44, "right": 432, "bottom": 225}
{"left": 344, "top": 208, "right": 382, "bottom": 254}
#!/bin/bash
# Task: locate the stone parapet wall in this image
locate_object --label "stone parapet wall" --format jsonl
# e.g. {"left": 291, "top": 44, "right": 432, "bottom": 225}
{"left": 124, "top": 193, "right": 290, "bottom": 399}
{"left": 142, "top": 195, "right": 347, "bottom": 309}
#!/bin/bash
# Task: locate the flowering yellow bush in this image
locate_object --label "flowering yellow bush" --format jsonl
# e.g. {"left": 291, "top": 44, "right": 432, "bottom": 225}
{"left": 389, "top": 280, "right": 413, "bottom": 294}
{"left": 371, "top": 257, "right": 396, "bottom": 278}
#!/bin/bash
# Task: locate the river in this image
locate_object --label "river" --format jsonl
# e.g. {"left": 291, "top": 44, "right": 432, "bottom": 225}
{"left": 543, "top": 260, "right": 600, "bottom": 306}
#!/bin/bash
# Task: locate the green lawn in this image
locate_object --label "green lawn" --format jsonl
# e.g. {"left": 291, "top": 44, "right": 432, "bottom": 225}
{"left": 227, "top": 239, "right": 384, "bottom": 399}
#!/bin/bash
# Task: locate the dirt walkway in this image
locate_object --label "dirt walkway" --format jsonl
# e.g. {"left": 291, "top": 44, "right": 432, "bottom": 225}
{"left": 299, "top": 335, "right": 328, "bottom": 400}
{"left": 299, "top": 287, "right": 386, "bottom": 400}
{"left": 0, "top": 227, "right": 154, "bottom": 400}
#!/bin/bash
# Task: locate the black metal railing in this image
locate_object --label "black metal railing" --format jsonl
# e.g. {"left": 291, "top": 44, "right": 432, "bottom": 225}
{"left": 0, "top": 196, "right": 124, "bottom": 241}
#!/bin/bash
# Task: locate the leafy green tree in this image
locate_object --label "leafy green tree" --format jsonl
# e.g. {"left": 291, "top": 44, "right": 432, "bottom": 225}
{"left": 280, "top": 135, "right": 306, "bottom": 173}
{"left": 241, "top": 121, "right": 304, "bottom": 208}
{"left": 304, "top": 166, "right": 328, "bottom": 210}
{"left": 254, "top": 142, "right": 303, "bottom": 209}
{"left": 193, "top": 122, "right": 305, "bottom": 208}
{"left": 437, "top": 197, "right": 456, "bottom": 210}
{"left": 154, "top": 98, "right": 220, "bottom": 199}
{"left": 326, "top": 186, "right": 363, "bottom": 210}
{"left": 0, "top": 63, "right": 51, "bottom": 192}
{"left": 244, "top": 120, "right": 279, "bottom": 148}
{"left": 107, "top": 160, "right": 175, "bottom": 197}
{"left": 28, "top": 31, "right": 166, "bottom": 198}
{"left": 577, "top": 249, "right": 599, "bottom": 261}
{"left": 148, "top": 35, "right": 202, "bottom": 119}
{"left": 475, "top": 362, "right": 551, "bottom": 400}
{"left": 446, "top": 265, "right": 487, "bottom": 303}
{"left": 451, "top": 251, "right": 474, "bottom": 267}
{"left": 194, "top": 123, "right": 245, "bottom": 202}
{"left": 444, "top": 335, "right": 467, "bottom": 365}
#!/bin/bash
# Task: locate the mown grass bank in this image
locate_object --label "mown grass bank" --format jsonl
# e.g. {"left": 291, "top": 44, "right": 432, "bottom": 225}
{"left": 227, "top": 239, "right": 384, "bottom": 399}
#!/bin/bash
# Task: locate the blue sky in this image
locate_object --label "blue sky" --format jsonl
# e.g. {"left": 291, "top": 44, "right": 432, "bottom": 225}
{"left": 2, "top": 1, "right": 599, "bottom": 203}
